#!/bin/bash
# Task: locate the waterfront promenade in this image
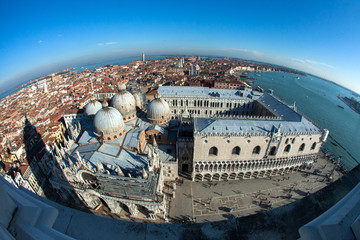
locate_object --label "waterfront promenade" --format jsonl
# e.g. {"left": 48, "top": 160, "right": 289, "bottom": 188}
{"left": 169, "top": 153, "right": 343, "bottom": 223}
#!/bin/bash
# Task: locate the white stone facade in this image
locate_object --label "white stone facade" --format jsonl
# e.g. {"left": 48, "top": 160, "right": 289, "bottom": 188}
{"left": 192, "top": 131, "right": 323, "bottom": 181}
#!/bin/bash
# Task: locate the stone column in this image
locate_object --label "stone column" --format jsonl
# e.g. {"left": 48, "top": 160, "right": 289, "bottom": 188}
{"left": 148, "top": 212, "right": 156, "bottom": 220}
{"left": 128, "top": 203, "right": 139, "bottom": 217}
{"left": 106, "top": 199, "right": 121, "bottom": 214}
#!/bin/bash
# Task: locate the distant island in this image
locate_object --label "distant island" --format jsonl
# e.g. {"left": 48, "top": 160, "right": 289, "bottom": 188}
{"left": 338, "top": 95, "right": 360, "bottom": 114}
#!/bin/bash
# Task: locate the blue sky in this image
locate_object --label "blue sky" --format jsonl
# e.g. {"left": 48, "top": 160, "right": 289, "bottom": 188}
{"left": 1, "top": 0, "right": 359, "bottom": 93}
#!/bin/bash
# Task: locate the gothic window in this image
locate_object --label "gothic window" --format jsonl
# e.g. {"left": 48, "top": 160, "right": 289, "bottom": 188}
{"left": 252, "top": 146, "right": 261, "bottom": 154}
{"left": 269, "top": 146, "right": 276, "bottom": 156}
{"left": 209, "top": 147, "right": 218, "bottom": 156}
{"left": 299, "top": 143, "right": 305, "bottom": 151}
{"left": 182, "top": 154, "right": 189, "bottom": 160}
{"left": 311, "top": 142, "right": 317, "bottom": 150}
{"left": 232, "top": 146, "right": 241, "bottom": 155}
{"left": 284, "top": 144, "right": 291, "bottom": 153}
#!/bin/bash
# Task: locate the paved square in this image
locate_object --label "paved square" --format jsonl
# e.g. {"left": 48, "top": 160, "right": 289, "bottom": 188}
{"left": 169, "top": 153, "right": 343, "bottom": 223}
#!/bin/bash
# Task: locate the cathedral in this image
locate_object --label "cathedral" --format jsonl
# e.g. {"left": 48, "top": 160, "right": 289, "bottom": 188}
{"left": 50, "top": 84, "right": 328, "bottom": 220}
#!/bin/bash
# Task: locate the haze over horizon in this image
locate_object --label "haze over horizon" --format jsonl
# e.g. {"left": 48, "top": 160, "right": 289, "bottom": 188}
{"left": 1, "top": 0, "right": 359, "bottom": 94}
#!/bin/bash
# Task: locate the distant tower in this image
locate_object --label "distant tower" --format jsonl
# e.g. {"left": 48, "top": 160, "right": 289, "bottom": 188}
{"left": 142, "top": 51, "right": 145, "bottom": 62}
{"left": 43, "top": 80, "right": 48, "bottom": 93}
{"left": 90, "top": 78, "right": 94, "bottom": 93}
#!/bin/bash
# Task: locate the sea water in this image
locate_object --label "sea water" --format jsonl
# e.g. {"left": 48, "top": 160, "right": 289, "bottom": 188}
{"left": 250, "top": 72, "right": 360, "bottom": 169}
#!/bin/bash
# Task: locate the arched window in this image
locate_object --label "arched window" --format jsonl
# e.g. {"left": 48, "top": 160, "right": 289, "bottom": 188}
{"left": 232, "top": 146, "right": 241, "bottom": 155}
{"left": 311, "top": 142, "right": 317, "bottom": 150}
{"left": 252, "top": 146, "right": 261, "bottom": 154}
{"left": 209, "top": 147, "right": 218, "bottom": 156}
{"left": 269, "top": 146, "right": 276, "bottom": 156}
{"left": 299, "top": 143, "right": 305, "bottom": 151}
{"left": 284, "top": 144, "right": 291, "bottom": 153}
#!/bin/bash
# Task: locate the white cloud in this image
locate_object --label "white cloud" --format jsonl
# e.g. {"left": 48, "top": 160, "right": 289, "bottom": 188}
{"left": 305, "top": 59, "right": 336, "bottom": 69}
{"left": 98, "top": 42, "right": 117, "bottom": 46}
{"left": 291, "top": 58, "right": 335, "bottom": 69}
{"left": 38, "top": 40, "right": 43, "bottom": 44}
{"left": 218, "top": 48, "right": 263, "bottom": 56}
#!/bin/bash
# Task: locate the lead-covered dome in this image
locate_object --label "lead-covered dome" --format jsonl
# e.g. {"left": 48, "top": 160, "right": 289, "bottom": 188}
{"left": 147, "top": 93, "right": 170, "bottom": 124}
{"left": 93, "top": 101, "right": 126, "bottom": 141}
{"left": 130, "top": 88, "right": 146, "bottom": 109}
{"left": 85, "top": 98, "right": 102, "bottom": 117}
{"left": 111, "top": 84, "right": 137, "bottom": 122}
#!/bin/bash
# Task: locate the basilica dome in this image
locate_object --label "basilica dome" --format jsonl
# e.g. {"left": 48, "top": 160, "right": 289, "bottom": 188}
{"left": 130, "top": 88, "right": 146, "bottom": 109}
{"left": 93, "top": 101, "right": 126, "bottom": 140}
{"left": 111, "top": 84, "right": 137, "bottom": 122}
{"left": 85, "top": 99, "right": 102, "bottom": 117}
{"left": 147, "top": 93, "right": 170, "bottom": 124}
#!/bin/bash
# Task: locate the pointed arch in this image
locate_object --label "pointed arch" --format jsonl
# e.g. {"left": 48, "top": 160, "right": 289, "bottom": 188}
{"left": 311, "top": 142, "right": 316, "bottom": 150}
{"left": 299, "top": 143, "right": 305, "bottom": 151}
{"left": 209, "top": 146, "right": 218, "bottom": 156}
{"left": 232, "top": 146, "right": 241, "bottom": 155}
{"left": 252, "top": 146, "right": 261, "bottom": 154}
{"left": 284, "top": 144, "right": 291, "bottom": 153}
{"left": 269, "top": 146, "right": 276, "bottom": 156}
